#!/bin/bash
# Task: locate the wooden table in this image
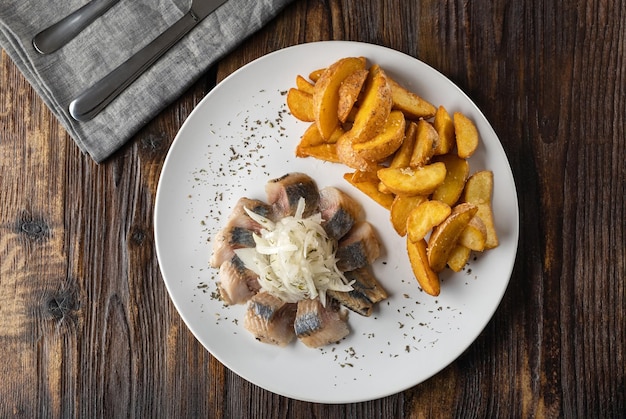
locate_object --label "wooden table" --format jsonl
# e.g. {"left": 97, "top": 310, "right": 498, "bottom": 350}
{"left": 1, "top": 1, "right": 624, "bottom": 417}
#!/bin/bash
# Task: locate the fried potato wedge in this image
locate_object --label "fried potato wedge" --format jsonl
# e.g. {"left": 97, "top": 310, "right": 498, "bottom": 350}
{"left": 410, "top": 119, "right": 438, "bottom": 167}
{"left": 431, "top": 153, "right": 470, "bottom": 206}
{"left": 343, "top": 65, "right": 393, "bottom": 144}
{"left": 447, "top": 244, "right": 471, "bottom": 272}
{"left": 454, "top": 112, "right": 479, "bottom": 158}
{"left": 388, "top": 76, "right": 437, "bottom": 119}
{"left": 351, "top": 110, "right": 406, "bottom": 162}
{"left": 390, "top": 194, "right": 428, "bottom": 236}
{"left": 296, "top": 124, "right": 344, "bottom": 156}
{"left": 427, "top": 203, "right": 478, "bottom": 272}
{"left": 297, "top": 143, "right": 341, "bottom": 163}
{"left": 308, "top": 68, "right": 325, "bottom": 82}
{"left": 343, "top": 171, "right": 394, "bottom": 209}
{"left": 433, "top": 105, "right": 455, "bottom": 155}
{"left": 286, "top": 88, "right": 315, "bottom": 122}
{"left": 390, "top": 121, "right": 418, "bottom": 168}
{"left": 462, "top": 171, "right": 499, "bottom": 249}
{"left": 313, "top": 57, "right": 367, "bottom": 140}
{"left": 338, "top": 68, "right": 369, "bottom": 123}
{"left": 296, "top": 74, "right": 315, "bottom": 94}
{"left": 407, "top": 238, "right": 440, "bottom": 296}
{"left": 407, "top": 199, "right": 452, "bottom": 242}
{"left": 458, "top": 216, "right": 487, "bottom": 252}
{"left": 336, "top": 135, "right": 379, "bottom": 171}
{"left": 377, "top": 162, "right": 447, "bottom": 196}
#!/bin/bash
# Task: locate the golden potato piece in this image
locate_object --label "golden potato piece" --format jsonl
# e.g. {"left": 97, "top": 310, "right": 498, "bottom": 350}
{"left": 313, "top": 57, "right": 367, "bottom": 140}
{"left": 286, "top": 88, "right": 315, "bottom": 122}
{"left": 462, "top": 171, "right": 499, "bottom": 249}
{"left": 343, "top": 171, "right": 394, "bottom": 209}
{"left": 410, "top": 119, "right": 438, "bottom": 167}
{"left": 309, "top": 68, "right": 325, "bottom": 82}
{"left": 296, "top": 124, "right": 344, "bottom": 157}
{"left": 338, "top": 68, "right": 368, "bottom": 123}
{"left": 458, "top": 216, "right": 487, "bottom": 252}
{"left": 336, "top": 135, "right": 378, "bottom": 172}
{"left": 388, "top": 76, "right": 436, "bottom": 119}
{"left": 407, "top": 238, "right": 440, "bottom": 296}
{"left": 454, "top": 112, "right": 479, "bottom": 158}
{"left": 390, "top": 194, "right": 428, "bottom": 236}
{"left": 431, "top": 153, "right": 470, "bottom": 206}
{"left": 342, "top": 65, "right": 393, "bottom": 144}
{"left": 427, "top": 203, "right": 478, "bottom": 272}
{"left": 447, "top": 244, "right": 471, "bottom": 272}
{"left": 390, "top": 121, "right": 418, "bottom": 168}
{"left": 352, "top": 110, "right": 406, "bottom": 162}
{"left": 377, "top": 162, "right": 447, "bottom": 196}
{"left": 297, "top": 143, "right": 341, "bottom": 163}
{"left": 406, "top": 199, "right": 452, "bottom": 242}
{"left": 433, "top": 105, "right": 455, "bottom": 155}
{"left": 296, "top": 74, "right": 315, "bottom": 94}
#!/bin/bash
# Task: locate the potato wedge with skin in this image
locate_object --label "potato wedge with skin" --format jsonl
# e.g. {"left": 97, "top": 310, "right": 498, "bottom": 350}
{"left": 458, "top": 216, "right": 487, "bottom": 251}
{"left": 454, "top": 112, "right": 479, "bottom": 158}
{"left": 433, "top": 105, "right": 455, "bottom": 155}
{"left": 343, "top": 172, "right": 394, "bottom": 209}
{"left": 336, "top": 135, "right": 379, "bottom": 171}
{"left": 390, "top": 194, "right": 428, "bottom": 236}
{"left": 462, "top": 171, "right": 499, "bottom": 249}
{"left": 431, "top": 153, "right": 470, "bottom": 206}
{"left": 296, "top": 124, "right": 344, "bottom": 157}
{"left": 313, "top": 57, "right": 367, "bottom": 140}
{"left": 388, "top": 76, "right": 437, "bottom": 119}
{"left": 390, "top": 121, "right": 418, "bottom": 168}
{"left": 406, "top": 199, "right": 452, "bottom": 242}
{"left": 377, "top": 162, "right": 447, "bottom": 196}
{"left": 296, "top": 74, "right": 315, "bottom": 94}
{"left": 309, "top": 68, "right": 325, "bottom": 82}
{"left": 352, "top": 110, "right": 406, "bottom": 162}
{"left": 297, "top": 143, "right": 341, "bottom": 163}
{"left": 342, "top": 65, "right": 393, "bottom": 144}
{"left": 427, "top": 203, "right": 478, "bottom": 272}
{"left": 286, "top": 88, "right": 315, "bottom": 122}
{"left": 338, "top": 69, "right": 369, "bottom": 123}
{"left": 410, "top": 119, "right": 438, "bottom": 167}
{"left": 407, "top": 238, "right": 440, "bottom": 296}
{"left": 447, "top": 244, "right": 471, "bottom": 272}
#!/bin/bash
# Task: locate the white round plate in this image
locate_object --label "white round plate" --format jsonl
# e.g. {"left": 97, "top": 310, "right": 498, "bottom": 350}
{"left": 155, "top": 41, "right": 519, "bottom": 404}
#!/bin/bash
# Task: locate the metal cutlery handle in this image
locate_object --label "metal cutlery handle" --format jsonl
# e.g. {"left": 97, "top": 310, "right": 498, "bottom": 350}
{"left": 33, "top": 0, "right": 121, "bottom": 54}
{"left": 69, "top": 12, "right": 199, "bottom": 122}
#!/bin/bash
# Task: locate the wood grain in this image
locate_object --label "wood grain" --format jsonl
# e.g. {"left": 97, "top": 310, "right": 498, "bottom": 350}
{"left": 1, "top": 0, "right": 625, "bottom": 417}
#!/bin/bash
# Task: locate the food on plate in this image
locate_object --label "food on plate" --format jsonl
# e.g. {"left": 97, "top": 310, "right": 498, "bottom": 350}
{"left": 286, "top": 57, "right": 500, "bottom": 296}
{"left": 377, "top": 162, "right": 447, "bottom": 196}
{"left": 390, "top": 194, "right": 427, "bottom": 236}
{"left": 286, "top": 88, "right": 315, "bottom": 122}
{"left": 312, "top": 57, "right": 366, "bottom": 139}
{"left": 462, "top": 170, "right": 499, "bottom": 249}
{"left": 427, "top": 203, "right": 478, "bottom": 272}
{"left": 433, "top": 105, "right": 455, "bottom": 155}
{"left": 406, "top": 200, "right": 452, "bottom": 243}
{"left": 388, "top": 76, "right": 436, "bottom": 120}
{"left": 407, "top": 238, "right": 440, "bottom": 296}
{"left": 453, "top": 111, "right": 479, "bottom": 158}
{"left": 210, "top": 172, "right": 387, "bottom": 347}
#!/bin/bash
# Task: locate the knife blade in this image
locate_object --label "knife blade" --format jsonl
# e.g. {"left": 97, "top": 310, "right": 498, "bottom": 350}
{"left": 69, "top": 0, "right": 227, "bottom": 122}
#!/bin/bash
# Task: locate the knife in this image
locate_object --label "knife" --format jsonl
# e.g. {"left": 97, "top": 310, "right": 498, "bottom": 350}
{"left": 69, "top": 0, "right": 227, "bottom": 122}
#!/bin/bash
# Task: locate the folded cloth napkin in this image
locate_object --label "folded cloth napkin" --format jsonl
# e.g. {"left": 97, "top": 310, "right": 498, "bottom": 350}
{"left": 0, "top": 0, "right": 293, "bottom": 162}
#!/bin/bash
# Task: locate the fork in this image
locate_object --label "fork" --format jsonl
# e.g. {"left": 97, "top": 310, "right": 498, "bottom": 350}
{"left": 33, "top": 0, "right": 121, "bottom": 54}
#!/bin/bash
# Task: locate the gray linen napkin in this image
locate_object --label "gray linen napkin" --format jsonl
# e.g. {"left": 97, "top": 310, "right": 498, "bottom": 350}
{"left": 0, "top": 0, "right": 293, "bottom": 162}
